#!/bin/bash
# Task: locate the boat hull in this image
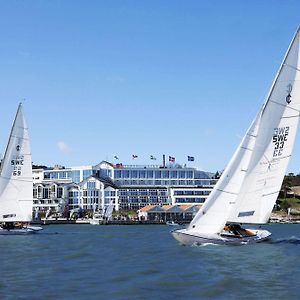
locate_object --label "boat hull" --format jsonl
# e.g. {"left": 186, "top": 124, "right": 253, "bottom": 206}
{"left": 172, "top": 228, "right": 271, "bottom": 245}
{"left": 0, "top": 225, "right": 43, "bottom": 235}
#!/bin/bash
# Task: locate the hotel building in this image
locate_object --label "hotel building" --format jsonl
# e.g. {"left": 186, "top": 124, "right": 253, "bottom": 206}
{"left": 33, "top": 161, "right": 217, "bottom": 214}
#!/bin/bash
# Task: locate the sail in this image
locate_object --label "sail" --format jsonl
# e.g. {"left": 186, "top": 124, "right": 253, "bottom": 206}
{"left": 228, "top": 28, "right": 300, "bottom": 224}
{"left": 189, "top": 27, "right": 300, "bottom": 233}
{"left": 188, "top": 112, "right": 261, "bottom": 234}
{"left": 0, "top": 104, "right": 33, "bottom": 222}
{"left": 104, "top": 202, "right": 114, "bottom": 220}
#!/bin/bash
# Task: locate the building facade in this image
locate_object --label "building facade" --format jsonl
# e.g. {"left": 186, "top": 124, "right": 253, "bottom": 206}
{"left": 33, "top": 161, "right": 217, "bottom": 215}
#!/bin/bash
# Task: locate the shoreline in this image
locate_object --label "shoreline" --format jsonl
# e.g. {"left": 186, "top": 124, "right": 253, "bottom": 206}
{"left": 32, "top": 219, "right": 190, "bottom": 225}
{"left": 31, "top": 217, "right": 300, "bottom": 225}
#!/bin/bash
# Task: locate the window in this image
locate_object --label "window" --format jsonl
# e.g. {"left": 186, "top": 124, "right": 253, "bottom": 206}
{"left": 114, "top": 170, "right": 121, "bottom": 179}
{"left": 154, "top": 171, "right": 161, "bottom": 178}
{"left": 179, "top": 171, "right": 186, "bottom": 178}
{"left": 57, "top": 187, "right": 63, "bottom": 198}
{"left": 122, "top": 170, "right": 130, "bottom": 178}
{"left": 147, "top": 170, "right": 154, "bottom": 178}
{"left": 71, "top": 171, "right": 80, "bottom": 183}
{"left": 87, "top": 181, "right": 96, "bottom": 189}
{"left": 171, "top": 171, "right": 177, "bottom": 178}
{"left": 186, "top": 171, "right": 193, "bottom": 179}
{"left": 162, "top": 171, "right": 169, "bottom": 178}
{"left": 43, "top": 187, "right": 50, "bottom": 199}
{"left": 83, "top": 169, "right": 93, "bottom": 179}
{"left": 139, "top": 170, "right": 146, "bottom": 178}
{"left": 130, "top": 170, "right": 138, "bottom": 178}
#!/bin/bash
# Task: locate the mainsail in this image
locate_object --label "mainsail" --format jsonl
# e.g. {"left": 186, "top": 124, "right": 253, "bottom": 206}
{"left": 0, "top": 104, "right": 33, "bottom": 222}
{"left": 189, "top": 27, "right": 300, "bottom": 233}
{"left": 228, "top": 28, "right": 300, "bottom": 224}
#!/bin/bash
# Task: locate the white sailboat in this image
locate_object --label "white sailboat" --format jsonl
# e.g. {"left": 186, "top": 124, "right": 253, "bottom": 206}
{"left": 172, "top": 27, "right": 300, "bottom": 245}
{"left": 90, "top": 201, "right": 114, "bottom": 225}
{"left": 0, "top": 103, "right": 42, "bottom": 234}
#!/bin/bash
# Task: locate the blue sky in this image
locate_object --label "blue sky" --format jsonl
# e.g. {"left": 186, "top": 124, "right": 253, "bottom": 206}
{"left": 0, "top": 1, "right": 300, "bottom": 173}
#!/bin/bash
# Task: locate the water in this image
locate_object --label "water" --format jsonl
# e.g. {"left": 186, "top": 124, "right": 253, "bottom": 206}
{"left": 0, "top": 223, "right": 299, "bottom": 300}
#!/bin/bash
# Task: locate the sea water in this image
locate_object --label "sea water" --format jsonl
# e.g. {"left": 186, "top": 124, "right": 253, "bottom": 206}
{"left": 0, "top": 223, "right": 299, "bottom": 300}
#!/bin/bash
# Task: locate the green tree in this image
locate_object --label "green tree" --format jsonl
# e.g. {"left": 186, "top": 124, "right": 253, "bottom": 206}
{"left": 281, "top": 176, "right": 292, "bottom": 199}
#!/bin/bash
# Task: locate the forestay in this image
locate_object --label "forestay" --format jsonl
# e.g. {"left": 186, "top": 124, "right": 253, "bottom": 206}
{"left": 0, "top": 104, "right": 33, "bottom": 222}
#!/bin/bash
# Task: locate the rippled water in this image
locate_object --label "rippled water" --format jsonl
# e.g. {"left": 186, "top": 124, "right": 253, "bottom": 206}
{"left": 0, "top": 223, "right": 299, "bottom": 299}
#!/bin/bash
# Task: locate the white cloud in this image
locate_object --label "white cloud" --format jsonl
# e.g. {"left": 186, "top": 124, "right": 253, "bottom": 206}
{"left": 57, "top": 141, "right": 71, "bottom": 154}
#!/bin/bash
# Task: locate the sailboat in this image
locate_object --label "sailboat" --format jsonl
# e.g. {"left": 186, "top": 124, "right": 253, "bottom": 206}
{"left": 0, "top": 103, "right": 42, "bottom": 234}
{"left": 172, "top": 27, "right": 300, "bottom": 245}
{"left": 90, "top": 201, "right": 114, "bottom": 225}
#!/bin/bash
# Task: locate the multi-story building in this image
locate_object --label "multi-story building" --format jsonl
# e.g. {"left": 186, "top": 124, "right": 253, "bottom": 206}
{"left": 33, "top": 161, "right": 217, "bottom": 214}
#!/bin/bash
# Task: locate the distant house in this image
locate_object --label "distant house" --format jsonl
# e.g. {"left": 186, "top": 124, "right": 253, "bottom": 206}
{"left": 137, "top": 204, "right": 201, "bottom": 222}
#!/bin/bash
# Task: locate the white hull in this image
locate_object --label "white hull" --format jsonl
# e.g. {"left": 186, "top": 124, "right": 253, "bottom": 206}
{"left": 90, "top": 218, "right": 104, "bottom": 225}
{"left": 0, "top": 225, "right": 43, "bottom": 235}
{"left": 172, "top": 228, "right": 271, "bottom": 245}
{"left": 166, "top": 221, "right": 179, "bottom": 226}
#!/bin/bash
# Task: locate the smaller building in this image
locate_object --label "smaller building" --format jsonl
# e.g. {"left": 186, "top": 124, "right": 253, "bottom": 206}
{"left": 137, "top": 205, "right": 201, "bottom": 222}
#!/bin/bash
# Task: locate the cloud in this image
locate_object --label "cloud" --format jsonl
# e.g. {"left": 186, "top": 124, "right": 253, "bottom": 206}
{"left": 57, "top": 141, "right": 71, "bottom": 154}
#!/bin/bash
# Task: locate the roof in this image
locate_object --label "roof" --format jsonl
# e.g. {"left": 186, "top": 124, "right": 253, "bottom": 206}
{"left": 138, "top": 205, "right": 165, "bottom": 213}
{"left": 179, "top": 205, "right": 193, "bottom": 210}
{"left": 139, "top": 205, "right": 156, "bottom": 212}
{"left": 79, "top": 174, "right": 118, "bottom": 189}
{"left": 162, "top": 205, "right": 184, "bottom": 213}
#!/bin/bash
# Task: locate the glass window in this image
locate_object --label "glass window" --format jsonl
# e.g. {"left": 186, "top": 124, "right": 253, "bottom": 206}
{"left": 179, "top": 171, "right": 186, "bottom": 178}
{"left": 71, "top": 171, "right": 80, "bottom": 183}
{"left": 131, "top": 170, "right": 138, "bottom": 178}
{"left": 139, "top": 170, "right": 146, "bottom": 178}
{"left": 57, "top": 187, "right": 63, "bottom": 198}
{"left": 122, "top": 170, "right": 130, "bottom": 178}
{"left": 154, "top": 171, "right": 161, "bottom": 178}
{"left": 162, "top": 171, "right": 169, "bottom": 178}
{"left": 114, "top": 170, "right": 121, "bottom": 179}
{"left": 83, "top": 169, "right": 93, "bottom": 180}
{"left": 147, "top": 170, "right": 154, "bottom": 178}
{"left": 186, "top": 171, "right": 193, "bottom": 179}
{"left": 87, "top": 181, "right": 96, "bottom": 189}
{"left": 171, "top": 171, "right": 177, "bottom": 178}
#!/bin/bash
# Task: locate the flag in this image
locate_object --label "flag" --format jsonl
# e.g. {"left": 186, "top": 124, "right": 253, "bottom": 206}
{"left": 150, "top": 155, "right": 156, "bottom": 160}
{"left": 114, "top": 155, "right": 119, "bottom": 160}
{"left": 169, "top": 156, "right": 175, "bottom": 163}
{"left": 132, "top": 154, "right": 138, "bottom": 159}
{"left": 188, "top": 156, "right": 195, "bottom": 161}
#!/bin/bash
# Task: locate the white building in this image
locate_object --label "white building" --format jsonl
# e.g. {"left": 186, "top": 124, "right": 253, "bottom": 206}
{"left": 33, "top": 161, "right": 217, "bottom": 215}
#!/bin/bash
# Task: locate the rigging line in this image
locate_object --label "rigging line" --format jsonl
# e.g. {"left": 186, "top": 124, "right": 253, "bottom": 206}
{"left": 281, "top": 115, "right": 300, "bottom": 119}
{"left": 240, "top": 146, "right": 253, "bottom": 151}
{"left": 262, "top": 153, "right": 271, "bottom": 164}
{"left": 10, "top": 135, "right": 29, "bottom": 140}
{"left": 246, "top": 133, "right": 257, "bottom": 138}
{"left": 283, "top": 63, "right": 300, "bottom": 72}
{"left": 262, "top": 190, "right": 280, "bottom": 197}
{"left": 272, "top": 154, "right": 292, "bottom": 161}
{"left": 216, "top": 189, "right": 238, "bottom": 195}
{"left": 269, "top": 100, "right": 300, "bottom": 113}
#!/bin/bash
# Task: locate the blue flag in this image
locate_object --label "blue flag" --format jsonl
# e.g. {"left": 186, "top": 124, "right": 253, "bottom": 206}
{"left": 188, "top": 156, "right": 195, "bottom": 161}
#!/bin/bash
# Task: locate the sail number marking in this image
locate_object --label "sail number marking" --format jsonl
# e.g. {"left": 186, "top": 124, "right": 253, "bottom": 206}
{"left": 11, "top": 155, "right": 24, "bottom": 176}
{"left": 272, "top": 126, "right": 289, "bottom": 157}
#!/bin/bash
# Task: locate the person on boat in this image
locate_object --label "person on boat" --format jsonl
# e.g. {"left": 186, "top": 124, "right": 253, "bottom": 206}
{"left": 223, "top": 224, "right": 243, "bottom": 236}
{"left": 1, "top": 222, "right": 15, "bottom": 230}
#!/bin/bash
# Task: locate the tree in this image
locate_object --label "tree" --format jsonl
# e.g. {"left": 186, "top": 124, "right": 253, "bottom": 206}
{"left": 281, "top": 176, "right": 292, "bottom": 199}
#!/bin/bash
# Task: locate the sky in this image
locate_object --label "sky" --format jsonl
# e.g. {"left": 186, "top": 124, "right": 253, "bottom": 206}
{"left": 0, "top": 1, "right": 300, "bottom": 173}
